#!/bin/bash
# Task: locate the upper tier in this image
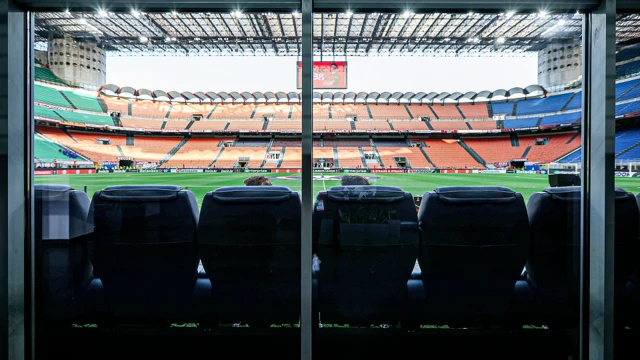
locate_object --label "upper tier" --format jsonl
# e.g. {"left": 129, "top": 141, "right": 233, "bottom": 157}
{"left": 34, "top": 76, "right": 640, "bottom": 133}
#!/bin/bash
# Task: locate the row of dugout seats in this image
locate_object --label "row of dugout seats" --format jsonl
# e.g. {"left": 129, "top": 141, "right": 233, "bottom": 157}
{"left": 36, "top": 184, "right": 640, "bottom": 328}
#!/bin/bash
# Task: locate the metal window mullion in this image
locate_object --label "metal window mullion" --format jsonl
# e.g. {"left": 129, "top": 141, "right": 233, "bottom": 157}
{"left": 580, "top": 1, "right": 617, "bottom": 359}
{"left": 300, "top": 0, "right": 313, "bottom": 360}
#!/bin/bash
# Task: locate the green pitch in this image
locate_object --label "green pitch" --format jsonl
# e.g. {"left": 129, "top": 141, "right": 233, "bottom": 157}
{"left": 35, "top": 172, "right": 640, "bottom": 207}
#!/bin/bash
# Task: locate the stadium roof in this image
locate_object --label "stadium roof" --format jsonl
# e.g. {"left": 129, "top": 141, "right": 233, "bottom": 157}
{"left": 34, "top": 11, "right": 640, "bottom": 56}
{"left": 99, "top": 84, "right": 546, "bottom": 104}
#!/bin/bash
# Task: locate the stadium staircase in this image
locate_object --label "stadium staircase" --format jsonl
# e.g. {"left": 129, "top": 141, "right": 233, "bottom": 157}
{"left": 357, "top": 147, "right": 368, "bottom": 168}
{"left": 328, "top": 104, "right": 332, "bottom": 119}
{"left": 116, "top": 146, "right": 126, "bottom": 157}
{"left": 53, "top": 110, "right": 68, "bottom": 122}
{"left": 206, "top": 105, "right": 217, "bottom": 119}
{"left": 127, "top": 101, "right": 132, "bottom": 116}
{"left": 455, "top": 105, "right": 466, "bottom": 119}
{"left": 465, "top": 122, "right": 472, "bottom": 130}
{"left": 60, "top": 128, "right": 78, "bottom": 142}
{"left": 160, "top": 121, "right": 167, "bottom": 130}
{"left": 261, "top": 119, "right": 269, "bottom": 130}
{"left": 535, "top": 117, "right": 544, "bottom": 127}
{"left": 487, "top": 103, "right": 494, "bottom": 118}
{"left": 616, "top": 141, "right": 640, "bottom": 157}
{"left": 512, "top": 101, "right": 518, "bottom": 116}
{"left": 510, "top": 133, "right": 520, "bottom": 146}
{"left": 332, "top": 147, "right": 340, "bottom": 168}
{"left": 208, "top": 146, "right": 225, "bottom": 168}
{"left": 126, "top": 135, "right": 134, "bottom": 146}
{"left": 365, "top": 105, "right": 373, "bottom": 119}
{"left": 259, "top": 139, "right": 275, "bottom": 168}
{"left": 567, "top": 133, "right": 580, "bottom": 144}
{"left": 426, "top": 104, "right": 439, "bottom": 119}
{"left": 349, "top": 121, "right": 356, "bottom": 130}
{"left": 185, "top": 120, "right": 196, "bottom": 130}
{"left": 250, "top": 105, "right": 258, "bottom": 119}
{"left": 320, "top": 138, "right": 324, "bottom": 147}
{"left": 560, "top": 93, "right": 579, "bottom": 111}
{"left": 276, "top": 147, "right": 285, "bottom": 168}
{"left": 617, "top": 81, "right": 640, "bottom": 100}
{"left": 224, "top": 122, "right": 230, "bottom": 130}
{"left": 59, "top": 92, "right": 77, "bottom": 109}
{"left": 457, "top": 139, "right": 486, "bottom": 167}
{"left": 419, "top": 143, "right": 437, "bottom": 167}
{"left": 165, "top": 104, "right": 173, "bottom": 118}
{"left": 404, "top": 104, "right": 414, "bottom": 118}
{"left": 97, "top": 98, "right": 108, "bottom": 113}
{"left": 288, "top": 105, "right": 293, "bottom": 119}
{"left": 389, "top": 121, "right": 396, "bottom": 130}
{"left": 424, "top": 119, "right": 434, "bottom": 130}
{"left": 521, "top": 146, "right": 532, "bottom": 158}
{"left": 158, "top": 137, "right": 189, "bottom": 167}
{"left": 372, "top": 144, "right": 384, "bottom": 168}
{"left": 497, "top": 119, "right": 504, "bottom": 129}
{"left": 556, "top": 147, "right": 581, "bottom": 162}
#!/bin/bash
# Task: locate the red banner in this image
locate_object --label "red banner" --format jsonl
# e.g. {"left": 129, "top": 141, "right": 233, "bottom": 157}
{"left": 371, "top": 169, "right": 406, "bottom": 173}
{"left": 297, "top": 61, "right": 347, "bottom": 89}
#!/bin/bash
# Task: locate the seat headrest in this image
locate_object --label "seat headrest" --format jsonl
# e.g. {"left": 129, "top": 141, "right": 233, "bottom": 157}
{"left": 543, "top": 186, "right": 631, "bottom": 202}
{"left": 98, "top": 185, "right": 181, "bottom": 202}
{"left": 35, "top": 184, "right": 73, "bottom": 201}
{"left": 434, "top": 186, "right": 517, "bottom": 204}
{"left": 326, "top": 186, "right": 406, "bottom": 203}
{"left": 210, "top": 186, "right": 296, "bottom": 203}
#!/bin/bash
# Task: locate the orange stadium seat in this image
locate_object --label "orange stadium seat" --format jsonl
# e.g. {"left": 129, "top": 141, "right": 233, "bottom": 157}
{"left": 269, "top": 120, "right": 302, "bottom": 131}
{"left": 189, "top": 120, "right": 229, "bottom": 131}
{"left": 430, "top": 120, "right": 469, "bottom": 130}
{"left": 169, "top": 103, "right": 214, "bottom": 119}
{"left": 212, "top": 146, "right": 267, "bottom": 168}
{"left": 468, "top": 121, "right": 498, "bottom": 130}
{"left": 131, "top": 100, "right": 172, "bottom": 118}
{"left": 313, "top": 121, "right": 351, "bottom": 131}
{"left": 377, "top": 147, "right": 432, "bottom": 168}
{"left": 254, "top": 104, "right": 291, "bottom": 119}
{"left": 354, "top": 121, "right": 391, "bottom": 130}
{"left": 209, "top": 104, "right": 255, "bottom": 119}
{"left": 458, "top": 104, "right": 490, "bottom": 119}
{"left": 102, "top": 97, "right": 130, "bottom": 115}
{"left": 422, "top": 139, "right": 483, "bottom": 168}
{"left": 406, "top": 105, "right": 435, "bottom": 118}
{"left": 121, "top": 136, "right": 183, "bottom": 162}
{"left": 336, "top": 147, "right": 365, "bottom": 168}
{"left": 163, "top": 120, "right": 190, "bottom": 130}
{"left": 429, "top": 104, "right": 463, "bottom": 119}
{"left": 368, "top": 105, "right": 410, "bottom": 119}
{"left": 462, "top": 137, "right": 530, "bottom": 163}
{"left": 521, "top": 133, "right": 581, "bottom": 163}
{"left": 120, "top": 118, "right": 165, "bottom": 130}
{"left": 226, "top": 120, "right": 265, "bottom": 131}
{"left": 390, "top": 121, "right": 428, "bottom": 131}
{"left": 163, "top": 138, "right": 226, "bottom": 168}
{"left": 332, "top": 104, "right": 370, "bottom": 119}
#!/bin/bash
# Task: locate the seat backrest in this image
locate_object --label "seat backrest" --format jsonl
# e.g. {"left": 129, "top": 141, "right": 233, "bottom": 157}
{"left": 198, "top": 186, "right": 301, "bottom": 325}
{"left": 89, "top": 185, "right": 200, "bottom": 320}
{"left": 314, "top": 186, "right": 419, "bottom": 325}
{"left": 418, "top": 186, "right": 529, "bottom": 325}
{"left": 528, "top": 186, "right": 640, "bottom": 323}
{"left": 35, "top": 184, "right": 93, "bottom": 322}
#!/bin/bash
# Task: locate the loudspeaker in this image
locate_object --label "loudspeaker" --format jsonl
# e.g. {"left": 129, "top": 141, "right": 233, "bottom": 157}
{"left": 549, "top": 174, "right": 581, "bottom": 187}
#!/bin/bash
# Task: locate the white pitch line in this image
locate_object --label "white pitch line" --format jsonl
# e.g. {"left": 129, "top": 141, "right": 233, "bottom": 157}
{"left": 322, "top": 180, "right": 327, "bottom": 191}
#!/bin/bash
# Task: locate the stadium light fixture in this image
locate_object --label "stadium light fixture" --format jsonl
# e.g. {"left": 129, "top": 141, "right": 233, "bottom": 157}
{"left": 538, "top": 10, "right": 548, "bottom": 18}
{"left": 171, "top": 11, "right": 179, "bottom": 16}
{"left": 468, "top": 11, "right": 474, "bottom": 16}
{"left": 403, "top": 11, "right": 414, "bottom": 18}
{"left": 131, "top": 10, "right": 141, "bottom": 18}
{"left": 97, "top": 9, "right": 108, "bottom": 18}
{"left": 64, "top": 9, "right": 70, "bottom": 14}
{"left": 140, "top": 36, "right": 148, "bottom": 43}
{"left": 232, "top": 10, "right": 243, "bottom": 17}
{"left": 165, "top": 37, "right": 171, "bottom": 42}
{"left": 345, "top": 11, "right": 353, "bottom": 17}
{"left": 292, "top": 10, "right": 300, "bottom": 16}
{"left": 506, "top": 11, "right": 515, "bottom": 18}
{"left": 497, "top": 37, "right": 506, "bottom": 44}
{"left": 172, "top": 37, "right": 177, "bottom": 41}
{"left": 77, "top": 18, "right": 87, "bottom": 24}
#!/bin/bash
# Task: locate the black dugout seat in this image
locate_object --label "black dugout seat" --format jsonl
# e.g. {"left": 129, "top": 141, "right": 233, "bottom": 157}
{"left": 198, "top": 186, "right": 301, "bottom": 326}
{"left": 314, "top": 186, "right": 419, "bottom": 326}
{"left": 88, "top": 185, "right": 209, "bottom": 323}
{"left": 35, "top": 184, "right": 97, "bottom": 324}
{"left": 527, "top": 187, "right": 639, "bottom": 327}
{"left": 417, "top": 186, "right": 529, "bottom": 325}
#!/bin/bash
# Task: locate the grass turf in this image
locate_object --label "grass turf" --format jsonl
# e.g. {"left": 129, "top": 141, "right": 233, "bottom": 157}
{"left": 34, "top": 172, "right": 640, "bottom": 207}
